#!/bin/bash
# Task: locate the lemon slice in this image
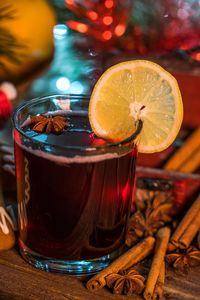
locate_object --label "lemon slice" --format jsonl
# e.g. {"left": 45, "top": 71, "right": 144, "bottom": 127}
{"left": 89, "top": 60, "right": 183, "bottom": 153}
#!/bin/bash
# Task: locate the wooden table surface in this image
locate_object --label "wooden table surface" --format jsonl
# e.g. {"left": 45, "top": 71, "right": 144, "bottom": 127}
{"left": 0, "top": 248, "right": 200, "bottom": 300}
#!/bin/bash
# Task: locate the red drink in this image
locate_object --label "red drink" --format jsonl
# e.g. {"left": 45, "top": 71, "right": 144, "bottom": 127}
{"left": 13, "top": 95, "right": 137, "bottom": 275}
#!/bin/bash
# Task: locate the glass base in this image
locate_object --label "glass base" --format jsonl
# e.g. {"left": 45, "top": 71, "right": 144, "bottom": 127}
{"left": 19, "top": 240, "right": 123, "bottom": 276}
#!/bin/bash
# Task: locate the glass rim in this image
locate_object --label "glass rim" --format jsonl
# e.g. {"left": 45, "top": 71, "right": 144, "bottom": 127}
{"left": 12, "top": 94, "right": 138, "bottom": 153}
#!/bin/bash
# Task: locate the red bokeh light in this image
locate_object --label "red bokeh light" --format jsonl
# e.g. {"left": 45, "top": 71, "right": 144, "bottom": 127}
{"left": 87, "top": 11, "right": 98, "bottom": 21}
{"left": 104, "top": 0, "right": 114, "bottom": 9}
{"left": 67, "top": 21, "right": 88, "bottom": 33}
{"left": 103, "top": 16, "right": 113, "bottom": 25}
{"left": 192, "top": 52, "right": 200, "bottom": 61}
{"left": 65, "top": 0, "right": 74, "bottom": 5}
{"left": 0, "top": 91, "right": 13, "bottom": 119}
{"left": 102, "top": 30, "right": 112, "bottom": 40}
{"left": 114, "top": 24, "right": 126, "bottom": 36}
{"left": 77, "top": 23, "right": 88, "bottom": 33}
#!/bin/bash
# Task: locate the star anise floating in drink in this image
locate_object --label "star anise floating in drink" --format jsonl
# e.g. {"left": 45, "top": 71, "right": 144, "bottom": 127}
{"left": 165, "top": 246, "right": 200, "bottom": 273}
{"left": 106, "top": 268, "right": 145, "bottom": 296}
{"left": 30, "top": 115, "right": 68, "bottom": 134}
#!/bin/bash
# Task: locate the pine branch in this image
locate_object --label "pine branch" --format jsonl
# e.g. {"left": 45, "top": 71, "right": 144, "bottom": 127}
{"left": 0, "top": 5, "right": 27, "bottom": 68}
{"left": 0, "top": 5, "right": 16, "bottom": 21}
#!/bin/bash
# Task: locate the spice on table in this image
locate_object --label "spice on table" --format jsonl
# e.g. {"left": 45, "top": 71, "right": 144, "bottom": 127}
{"left": 167, "top": 242, "right": 177, "bottom": 253}
{"left": 136, "top": 178, "right": 174, "bottom": 210}
{"left": 126, "top": 210, "right": 163, "bottom": 244}
{"left": 170, "top": 195, "right": 200, "bottom": 249}
{"left": 126, "top": 189, "right": 173, "bottom": 247}
{"left": 165, "top": 246, "right": 200, "bottom": 273}
{"left": 179, "top": 210, "right": 200, "bottom": 249}
{"left": 143, "top": 227, "right": 170, "bottom": 300}
{"left": 30, "top": 115, "right": 68, "bottom": 134}
{"left": 106, "top": 268, "right": 145, "bottom": 296}
{"left": 86, "top": 236, "right": 155, "bottom": 292}
{"left": 179, "top": 147, "right": 200, "bottom": 173}
{"left": 164, "top": 127, "right": 200, "bottom": 173}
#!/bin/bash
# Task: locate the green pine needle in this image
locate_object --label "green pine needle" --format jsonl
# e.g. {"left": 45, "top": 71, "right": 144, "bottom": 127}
{"left": 0, "top": 5, "right": 27, "bottom": 69}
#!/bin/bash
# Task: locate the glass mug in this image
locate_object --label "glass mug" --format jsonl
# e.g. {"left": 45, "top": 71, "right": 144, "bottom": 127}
{"left": 13, "top": 95, "right": 138, "bottom": 275}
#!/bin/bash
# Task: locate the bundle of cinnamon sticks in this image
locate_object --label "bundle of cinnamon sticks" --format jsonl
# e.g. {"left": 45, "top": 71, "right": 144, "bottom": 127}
{"left": 169, "top": 195, "right": 200, "bottom": 251}
{"left": 87, "top": 227, "right": 170, "bottom": 299}
{"left": 86, "top": 236, "right": 155, "bottom": 292}
{"left": 164, "top": 127, "right": 200, "bottom": 173}
{"left": 86, "top": 193, "right": 200, "bottom": 299}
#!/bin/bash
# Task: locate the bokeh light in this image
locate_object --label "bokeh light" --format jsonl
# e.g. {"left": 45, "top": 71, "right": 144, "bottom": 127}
{"left": 69, "top": 81, "right": 84, "bottom": 94}
{"left": 53, "top": 24, "right": 68, "bottom": 40}
{"left": 56, "top": 77, "right": 71, "bottom": 91}
{"left": 103, "top": 16, "right": 113, "bottom": 25}
{"left": 102, "top": 30, "right": 112, "bottom": 40}
{"left": 115, "top": 24, "right": 126, "bottom": 36}
{"left": 104, "top": 0, "right": 114, "bottom": 9}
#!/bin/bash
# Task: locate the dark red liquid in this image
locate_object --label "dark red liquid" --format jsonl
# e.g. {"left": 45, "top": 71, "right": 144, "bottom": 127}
{"left": 14, "top": 115, "right": 137, "bottom": 260}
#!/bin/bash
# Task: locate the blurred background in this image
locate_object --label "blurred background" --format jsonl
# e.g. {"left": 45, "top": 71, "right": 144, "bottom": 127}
{"left": 0, "top": 0, "right": 199, "bottom": 97}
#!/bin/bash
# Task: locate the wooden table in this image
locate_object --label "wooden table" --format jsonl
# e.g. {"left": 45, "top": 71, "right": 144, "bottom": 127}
{"left": 0, "top": 248, "right": 200, "bottom": 300}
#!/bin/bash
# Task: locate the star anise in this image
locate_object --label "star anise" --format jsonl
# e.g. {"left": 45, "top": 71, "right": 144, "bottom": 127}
{"left": 30, "top": 115, "right": 68, "bottom": 134}
{"left": 136, "top": 189, "right": 173, "bottom": 213}
{"left": 149, "top": 199, "right": 173, "bottom": 223}
{"left": 135, "top": 189, "right": 155, "bottom": 211}
{"left": 106, "top": 268, "right": 145, "bottom": 295}
{"left": 126, "top": 202, "right": 172, "bottom": 247}
{"left": 165, "top": 246, "right": 200, "bottom": 273}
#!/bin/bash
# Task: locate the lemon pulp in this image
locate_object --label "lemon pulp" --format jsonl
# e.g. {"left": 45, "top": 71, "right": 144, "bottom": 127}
{"left": 89, "top": 60, "right": 183, "bottom": 153}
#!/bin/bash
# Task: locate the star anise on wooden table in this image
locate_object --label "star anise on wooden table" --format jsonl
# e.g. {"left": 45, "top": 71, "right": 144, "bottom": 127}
{"left": 136, "top": 189, "right": 173, "bottom": 215}
{"left": 165, "top": 246, "right": 200, "bottom": 273}
{"left": 126, "top": 210, "right": 163, "bottom": 247}
{"left": 126, "top": 193, "right": 173, "bottom": 247}
{"left": 30, "top": 115, "right": 68, "bottom": 134}
{"left": 106, "top": 268, "right": 145, "bottom": 296}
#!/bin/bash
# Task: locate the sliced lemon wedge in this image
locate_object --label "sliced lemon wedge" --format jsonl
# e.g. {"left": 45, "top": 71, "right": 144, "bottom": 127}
{"left": 89, "top": 60, "right": 183, "bottom": 153}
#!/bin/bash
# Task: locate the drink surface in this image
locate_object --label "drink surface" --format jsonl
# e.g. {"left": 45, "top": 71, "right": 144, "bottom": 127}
{"left": 24, "top": 115, "right": 93, "bottom": 148}
{"left": 15, "top": 114, "right": 137, "bottom": 260}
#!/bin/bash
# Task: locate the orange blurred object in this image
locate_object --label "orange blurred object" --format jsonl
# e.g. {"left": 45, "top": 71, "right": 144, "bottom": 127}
{"left": 0, "top": 0, "right": 57, "bottom": 83}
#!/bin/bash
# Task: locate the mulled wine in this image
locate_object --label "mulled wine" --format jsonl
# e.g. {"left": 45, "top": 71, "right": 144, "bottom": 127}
{"left": 13, "top": 95, "right": 138, "bottom": 275}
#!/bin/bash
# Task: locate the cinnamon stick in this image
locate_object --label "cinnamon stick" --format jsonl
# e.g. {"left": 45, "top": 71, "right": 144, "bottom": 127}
{"left": 86, "top": 236, "right": 155, "bottom": 292}
{"left": 167, "top": 242, "right": 176, "bottom": 253}
{"left": 143, "top": 227, "right": 170, "bottom": 300}
{"left": 171, "top": 195, "right": 200, "bottom": 247}
{"left": 178, "top": 209, "right": 200, "bottom": 249}
{"left": 153, "top": 261, "right": 165, "bottom": 300}
{"left": 164, "top": 127, "right": 200, "bottom": 172}
{"left": 178, "top": 147, "right": 200, "bottom": 173}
